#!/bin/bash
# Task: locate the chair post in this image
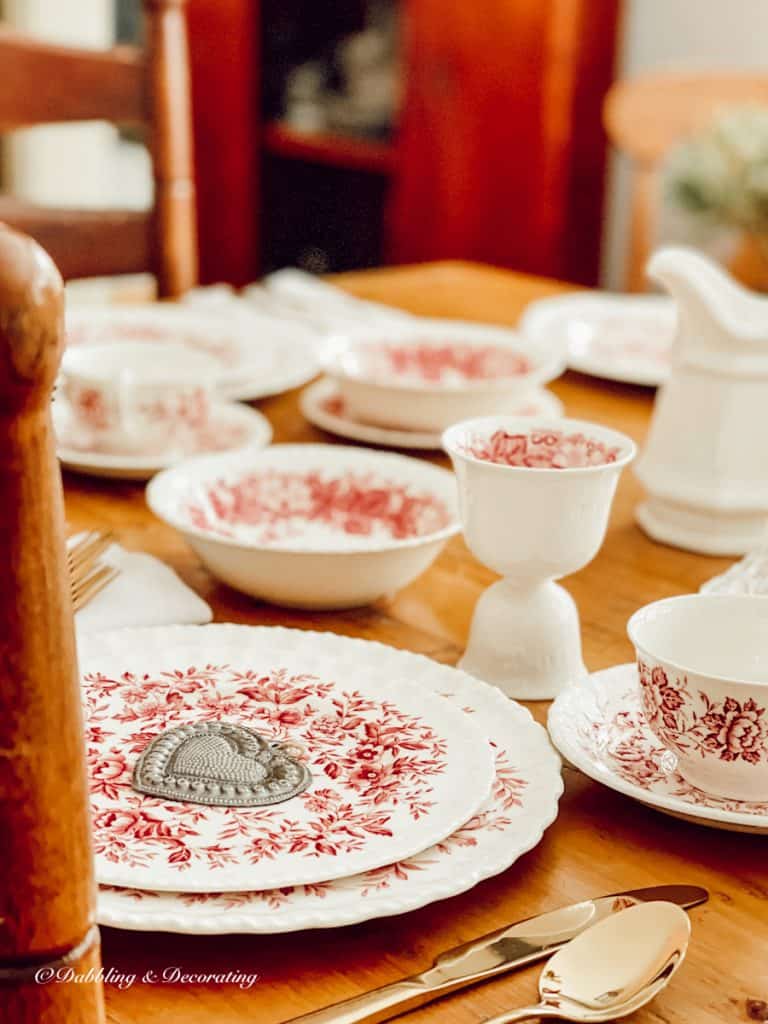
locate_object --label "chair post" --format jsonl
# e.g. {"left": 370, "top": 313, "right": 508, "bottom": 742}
{"left": 0, "top": 224, "right": 104, "bottom": 1022}
{"left": 144, "top": 0, "right": 199, "bottom": 298}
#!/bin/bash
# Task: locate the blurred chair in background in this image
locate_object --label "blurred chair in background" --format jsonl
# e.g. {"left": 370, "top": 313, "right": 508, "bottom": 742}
{"left": 604, "top": 71, "right": 768, "bottom": 292}
{"left": 0, "top": 0, "right": 197, "bottom": 298}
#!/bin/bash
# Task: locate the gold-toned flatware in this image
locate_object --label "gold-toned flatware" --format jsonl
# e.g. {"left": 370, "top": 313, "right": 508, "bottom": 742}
{"left": 68, "top": 531, "right": 120, "bottom": 612}
{"left": 286, "top": 885, "right": 707, "bottom": 1024}
{"left": 481, "top": 900, "right": 690, "bottom": 1023}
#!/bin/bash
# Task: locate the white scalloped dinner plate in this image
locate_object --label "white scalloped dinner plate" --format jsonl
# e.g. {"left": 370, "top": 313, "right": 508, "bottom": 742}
{"left": 97, "top": 638, "right": 562, "bottom": 932}
{"left": 81, "top": 626, "right": 496, "bottom": 892}
{"left": 548, "top": 664, "right": 768, "bottom": 834}
{"left": 65, "top": 304, "right": 319, "bottom": 401}
{"left": 520, "top": 294, "right": 675, "bottom": 387}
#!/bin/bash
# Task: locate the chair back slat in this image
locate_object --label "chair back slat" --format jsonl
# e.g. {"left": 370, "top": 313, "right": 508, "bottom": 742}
{"left": 0, "top": 28, "right": 145, "bottom": 129}
{"left": 0, "top": 0, "right": 197, "bottom": 298}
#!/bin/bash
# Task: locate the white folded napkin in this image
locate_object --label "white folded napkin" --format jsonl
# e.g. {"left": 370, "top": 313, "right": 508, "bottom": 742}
{"left": 72, "top": 538, "right": 213, "bottom": 633}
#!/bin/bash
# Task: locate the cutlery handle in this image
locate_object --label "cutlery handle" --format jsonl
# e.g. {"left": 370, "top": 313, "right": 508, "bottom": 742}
{"left": 286, "top": 980, "right": 434, "bottom": 1024}
{"left": 482, "top": 1006, "right": 548, "bottom": 1024}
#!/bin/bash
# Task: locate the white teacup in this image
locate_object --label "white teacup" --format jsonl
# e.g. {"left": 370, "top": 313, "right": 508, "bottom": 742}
{"left": 61, "top": 342, "right": 219, "bottom": 455}
{"left": 628, "top": 594, "right": 768, "bottom": 802}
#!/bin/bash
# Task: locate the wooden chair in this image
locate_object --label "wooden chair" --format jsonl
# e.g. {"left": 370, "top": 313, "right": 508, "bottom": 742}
{"left": 0, "top": 0, "right": 197, "bottom": 299}
{"left": 604, "top": 71, "right": 768, "bottom": 292}
{"left": 0, "top": 225, "right": 104, "bottom": 1020}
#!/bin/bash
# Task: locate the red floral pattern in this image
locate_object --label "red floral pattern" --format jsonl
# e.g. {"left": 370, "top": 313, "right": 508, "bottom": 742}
{"left": 464, "top": 428, "right": 622, "bottom": 469}
{"left": 84, "top": 664, "right": 453, "bottom": 880}
{"left": 98, "top": 744, "right": 529, "bottom": 912}
{"left": 574, "top": 679, "right": 768, "bottom": 816}
{"left": 184, "top": 469, "right": 451, "bottom": 544}
{"left": 638, "top": 660, "right": 768, "bottom": 767}
{"left": 356, "top": 341, "right": 531, "bottom": 384}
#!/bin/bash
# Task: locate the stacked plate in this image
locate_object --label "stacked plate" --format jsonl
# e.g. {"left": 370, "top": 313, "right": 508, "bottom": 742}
{"left": 56, "top": 304, "right": 318, "bottom": 479}
{"left": 80, "top": 624, "right": 562, "bottom": 933}
{"left": 303, "top": 318, "right": 565, "bottom": 449}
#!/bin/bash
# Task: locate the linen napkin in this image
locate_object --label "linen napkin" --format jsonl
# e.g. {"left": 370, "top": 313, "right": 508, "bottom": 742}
{"left": 71, "top": 537, "right": 212, "bottom": 633}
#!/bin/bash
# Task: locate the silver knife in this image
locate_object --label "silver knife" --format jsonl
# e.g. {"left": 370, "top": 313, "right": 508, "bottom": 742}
{"left": 285, "top": 885, "right": 708, "bottom": 1024}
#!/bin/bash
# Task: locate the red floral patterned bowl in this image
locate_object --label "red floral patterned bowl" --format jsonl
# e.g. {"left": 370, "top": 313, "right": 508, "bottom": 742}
{"left": 320, "top": 319, "right": 564, "bottom": 432}
{"left": 147, "top": 444, "right": 460, "bottom": 610}
{"left": 628, "top": 594, "right": 768, "bottom": 802}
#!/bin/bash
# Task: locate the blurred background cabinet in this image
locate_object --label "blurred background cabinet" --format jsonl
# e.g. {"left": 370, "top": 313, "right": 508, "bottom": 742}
{"left": 189, "top": 0, "right": 621, "bottom": 286}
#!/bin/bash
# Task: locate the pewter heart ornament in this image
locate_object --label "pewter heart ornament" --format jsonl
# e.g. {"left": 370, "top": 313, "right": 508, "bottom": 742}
{"left": 132, "top": 721, "right": 312, "bottom": 807}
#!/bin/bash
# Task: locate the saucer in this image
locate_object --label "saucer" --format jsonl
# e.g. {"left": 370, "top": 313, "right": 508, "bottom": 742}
{"left": 300, "top": 377, "right": 564, "bottom": 450}
{"left": 548, "top": 663, "right": 768, "bottom": 834}
{"left": 520, "top": 294, "right": 675, "bottom": 387}
{"left": 54, "top": 399, "right": 273, "bottom": 480}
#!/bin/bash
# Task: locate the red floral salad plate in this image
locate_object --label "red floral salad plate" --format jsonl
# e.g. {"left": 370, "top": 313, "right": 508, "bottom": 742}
{"left": 80, "top": 625, "right": 496, "bottom": 892}
{"left": 96, "top": 631, "right": 562, "bottom": 933}
{"left": 548, "top": 664, "right": 768, "bottom": 834}
{"left": 65, "top": 304, "right": 318, "bottom": 402}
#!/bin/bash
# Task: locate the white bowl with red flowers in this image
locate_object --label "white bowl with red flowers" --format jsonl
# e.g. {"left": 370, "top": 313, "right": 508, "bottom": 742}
{"left": 320, "top": 319, "right": 564, "bottom": 432}
{"left": 628, "top": 594, "right": 768, "bottom": 803}
{"left": 146, "top": 444, "right": 460, "bottom": 609}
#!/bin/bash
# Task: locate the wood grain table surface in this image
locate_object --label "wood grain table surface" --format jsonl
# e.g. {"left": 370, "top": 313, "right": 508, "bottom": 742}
{"left": 63, "top": 262, "right": 767, "bottom": 1024}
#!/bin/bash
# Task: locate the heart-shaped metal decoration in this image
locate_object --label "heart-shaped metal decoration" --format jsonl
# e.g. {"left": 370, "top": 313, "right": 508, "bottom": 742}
{"left": 132, "top": 721, "right": 312, "bottom": 807}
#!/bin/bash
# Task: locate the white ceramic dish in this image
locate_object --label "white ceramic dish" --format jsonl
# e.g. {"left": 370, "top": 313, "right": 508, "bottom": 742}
{"left": 548, "top": 663, "right": 768, "bottom": 834}
{"left": 520, "top": 293, "right": 675, "bottom": 387}
{"left": 320, "top": 319, "right": 564, "bottom": 432}
{"left": 54, "top": 399, "right": 272, "bottom": 481}
{"left": 627, "top": 594, "right": 768, "bottom": 802}
{"left": 65, "top": 304, "right": 319, "bottom": 402}
{"left": 96, "top": 641, "right": 562, "bottom": 933}
{"left": 443, "top": 417, "right": 636, "bottom": 700}
{"left": 635, "top": 248, "right": 768, "bottom": 556}
{"left": 300, "top": 377, "right": 565, "bottom": 450}
{"left": 81, "top": 625, "right": 495, "bottom": 892}
{"left": 147, "top": 444, "right": 460, "bottom": 609}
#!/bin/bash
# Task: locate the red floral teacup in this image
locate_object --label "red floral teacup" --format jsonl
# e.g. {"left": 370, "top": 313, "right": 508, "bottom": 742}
{"left": 61, "top": 341, "right": 218, "bottom": 455}
{"left": 628, "top": 594, "right": 768, "bottom": 802}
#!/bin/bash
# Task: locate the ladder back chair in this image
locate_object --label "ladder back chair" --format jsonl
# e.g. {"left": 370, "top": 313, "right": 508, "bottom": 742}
{"left": 0, "top": 0, "right": 197, "bottom": 299}
{"left": 604, "top": 71, "right": 768, "bottom": 292}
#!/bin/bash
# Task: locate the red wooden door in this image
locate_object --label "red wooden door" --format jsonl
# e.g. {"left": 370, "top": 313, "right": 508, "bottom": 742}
{"left": 388, "top": 0, "right": 621, "bottom": 284}
{"left": 186, "top": 0, "right": 261, "bottom": 285}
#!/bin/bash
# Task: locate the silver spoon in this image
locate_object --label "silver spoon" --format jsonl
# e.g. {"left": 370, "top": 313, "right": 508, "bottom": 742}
{"left": 481, "top": 900, "right": 691, "bottom": 1023}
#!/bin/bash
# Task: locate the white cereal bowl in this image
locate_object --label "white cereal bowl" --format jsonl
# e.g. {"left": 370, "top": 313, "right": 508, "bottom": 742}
{"left": 627, "top": 594, "right": 768, "bottom": 802}
{"left": 146, "top": 444, "right": 460, "bottom": 609}
{"left": 321, "top": 319, "right": 564, "bottom": 432}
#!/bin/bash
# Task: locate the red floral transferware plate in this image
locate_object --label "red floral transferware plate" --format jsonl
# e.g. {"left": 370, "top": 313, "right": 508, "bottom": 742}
{"left": 548, "top": 664, "right": 768, "bottom": 834}
{"left": 65, "top": 305, "right": 319, "bottom": 402}
{"left": 80, "top": 626, "right": 496, "bottom": 892}
{"left": 97, "top": 645, "right": 562, "bottom": 933}
{"left": 299, "top": 377, "right": 564, "bottom": 451}
{"left": 520, "top": 294, "right": 675, "bottom": 388}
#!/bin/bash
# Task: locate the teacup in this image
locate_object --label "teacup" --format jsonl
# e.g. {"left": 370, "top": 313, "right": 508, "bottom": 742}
{"left": 627, "top": 594, "right": 768, "bottom": 802}
{"left": 61, "top": 342, "right": 219, "bottom": 455}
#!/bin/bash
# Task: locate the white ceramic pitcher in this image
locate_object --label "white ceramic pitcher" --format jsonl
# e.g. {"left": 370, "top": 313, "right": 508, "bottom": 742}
{"left": 636, "top": 245, "right": 768, "bottom": 555}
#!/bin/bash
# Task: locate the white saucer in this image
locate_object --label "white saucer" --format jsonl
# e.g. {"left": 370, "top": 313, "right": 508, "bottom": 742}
{"left": 520, "top": 293, "right": 675, "bottom": 387}
{"left": 548, "top": 663, "right": 768, "bottom": 834}
{"left": 54, "top": 400, "right": 273, "bottom": 480}
{"left": 300, "top": 377, "right": 564, "bottom": 450}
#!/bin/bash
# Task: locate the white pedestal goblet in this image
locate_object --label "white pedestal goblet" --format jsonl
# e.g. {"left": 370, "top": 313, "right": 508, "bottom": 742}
{"left": 443, "top": 417, "right": 636, "bottom": 700}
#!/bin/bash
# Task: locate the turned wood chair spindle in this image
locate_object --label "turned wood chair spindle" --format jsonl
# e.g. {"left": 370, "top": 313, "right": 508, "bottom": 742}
{"left": 0, "top": 225, "right": 104, "bottom": 1023}
{"left": 0, "top": 0, "right": 197, "bottom": 298}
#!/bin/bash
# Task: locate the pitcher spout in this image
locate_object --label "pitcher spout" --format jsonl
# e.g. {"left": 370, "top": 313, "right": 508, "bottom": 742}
{"left": 648, "top": 245, "right": 768, "bottom": 351}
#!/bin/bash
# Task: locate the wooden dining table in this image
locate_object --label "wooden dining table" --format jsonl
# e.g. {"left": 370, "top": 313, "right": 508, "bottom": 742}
{"left": 63, "top": 262, "right": 767, "bottom": 1024}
